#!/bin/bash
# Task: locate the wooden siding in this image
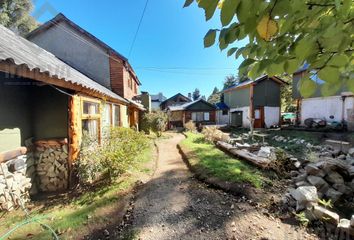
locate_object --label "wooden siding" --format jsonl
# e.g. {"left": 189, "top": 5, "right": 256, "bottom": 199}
{"left": 253, "top": 79, "right": 281, "bottom": 107}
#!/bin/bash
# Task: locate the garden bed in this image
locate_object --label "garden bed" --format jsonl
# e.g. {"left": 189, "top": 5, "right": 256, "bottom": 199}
{"left": 178, "top": 132, "right": 278, "bottom": 199}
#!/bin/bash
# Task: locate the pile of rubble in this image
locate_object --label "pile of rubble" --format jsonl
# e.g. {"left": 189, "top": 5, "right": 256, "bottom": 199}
{"left": 285, "top": 186, "right": 354, "bottom": 237}
{"left": 35, "top": 139, "right": 69, "bottom": 192}
{"left": 0, "top": 152, "right": 32, "bottom": 211}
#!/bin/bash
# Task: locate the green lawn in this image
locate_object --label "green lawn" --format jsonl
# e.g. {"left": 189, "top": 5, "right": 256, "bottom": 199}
{"left": 181, "top": 132, "right": 266, "bottom": 188}
{"left": 0, "top": 141, "right": 156, "bottom": 240}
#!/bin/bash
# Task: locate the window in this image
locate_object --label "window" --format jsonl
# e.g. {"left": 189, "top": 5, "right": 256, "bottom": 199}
{"left": 222, "top": 110, "right": 228, "bottom": 115}
{"left": 192, "top": 112, "right": 211, "bottom": 122}
{"left": 192, "top": 112, "right": 197, "bottom": 121}
{"left": 81, "top": 100, "right": 101, "bottom": 142}
{"left": 204, "top": 112, "right": 210, "bottom": 121}
{"left": 113, "top": 105, "right": 120, "bottom": 127}
{"left": 83, "top": 101, "right": 99, "bottom": 115}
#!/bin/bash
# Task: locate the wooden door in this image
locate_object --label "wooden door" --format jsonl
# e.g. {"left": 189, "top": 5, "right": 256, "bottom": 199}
{"left": 254, "top": 107, "right": 264, "bottom": 128}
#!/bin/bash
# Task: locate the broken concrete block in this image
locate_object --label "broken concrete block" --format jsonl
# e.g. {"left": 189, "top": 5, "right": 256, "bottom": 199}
{"left": 312, "top": 205, "right": 339, "bottom": 225}
{"left": 290, "top": 186, "right": 318, "bottom": 211}
{"left": 325, "top": 171, "right": 344, "bottom": 185}
{"left": 325, "top": 188, "right": 343, "bottom": 202}
{"left": 332, "top": 183, "right": 351, "bottom": 195}
{"left": 305, "top": 164, "right": 321, "bottom": 175}
{"left": 257, "top": 147, "right": 272, "bottom": 158}
{"left": 337, "top": 218, "right": 354, "bottom": 237}
{"left": 307, "top": 176, "right": 329, "bottom": 193}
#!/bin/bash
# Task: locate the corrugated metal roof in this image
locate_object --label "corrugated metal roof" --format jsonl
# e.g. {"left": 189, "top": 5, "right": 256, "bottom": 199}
{"left": 0, "top": 24, "right": 128, "bottom": 103}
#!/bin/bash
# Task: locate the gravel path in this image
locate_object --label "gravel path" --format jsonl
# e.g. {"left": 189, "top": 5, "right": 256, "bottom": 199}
{"left": 118, "top": 133, "right": 319, "bottom": 240}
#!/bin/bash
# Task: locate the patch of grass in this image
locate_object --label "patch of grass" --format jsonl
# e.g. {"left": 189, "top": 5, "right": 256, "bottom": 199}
{"left": 0, "top": 142, "right": 156, "bottom": 240}
{"left": 181, "top": 132, "right": 265, "bottom": 188}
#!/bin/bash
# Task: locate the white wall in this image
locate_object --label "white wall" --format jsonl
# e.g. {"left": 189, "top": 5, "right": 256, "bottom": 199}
{"left": 301, "top": 96, "right": 354, "bottom": 124}
{"left": 264, "top": 107, "right": 280, "bottom": 127}
{"left": 230, "top": 107, "right": 250, "bottom": 128}
{"left": 216, "top": 110, "right": 229, "bottom": 125}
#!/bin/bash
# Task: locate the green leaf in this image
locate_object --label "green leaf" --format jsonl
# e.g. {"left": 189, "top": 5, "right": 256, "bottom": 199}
{"left": 220, "top": 0, "right": 239, "bottom": 26}
{"left": 328, "top": 54, "right": 349, "bottom": 67}
{"left": 235, "top": 47, "right": 245, "bottom": 58}
{"left": 219, "top": 37, "right": 228, "bottom": 50}
{"left": 318, "top": 66, "right": 341, "bottom": 84}
{"left": 239, "top": 58, "right": 255, "bottom": 69}
{"left": 204, "top": 29, "right": 217, "bottom": 48}
{"left": 236, "top": 0, "right": 251, "bottom": 23}
{"left": 295, "top": 38, "right": 316, "bottom": 61}
{"left": 321, "top": 82, "right": 341, "bottom": 97}
{"left": 284, "top": 59, "right": 301, "bottom": 73}
{"left": 227, "top": 47, "right": 238, "bottom": 57}
{"left": 183, "top": 0, "right": 194, "bottom": 7}
{"left": 299, "top": 78, "right": 317, "bottom": 98}
{"left": 267, "top": 63, "right": 284, "bottom": 76}
{"left": 248, "top": 62, "right": 261, "bottom": 79}
{"left": 198, "top": 0, "right": 219, "bottom": 21}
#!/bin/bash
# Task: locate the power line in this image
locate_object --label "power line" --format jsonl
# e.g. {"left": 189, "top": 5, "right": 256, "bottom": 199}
{"left": 136, "top": 66, "right": 236, "bottom": 70}
{"left": 128, "top": 0, "right": 149, "bottom": 58}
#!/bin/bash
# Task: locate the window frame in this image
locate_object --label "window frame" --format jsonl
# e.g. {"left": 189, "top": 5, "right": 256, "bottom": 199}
{"left": 81, "top": 97, "right": 101, "bottom": 143}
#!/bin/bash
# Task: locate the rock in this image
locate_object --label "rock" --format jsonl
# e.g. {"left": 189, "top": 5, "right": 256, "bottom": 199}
{"left": 325, "top": 171, "right": 344, "bottom": 185}
{"left": 307, "top": 176, "right": 329, "bottom": 194}
{"left": 296, "top": 181, "right": 310, "bottom": 187}
{"left": 294, "top": 173, "right": 307, "bottom": 183}
{"left": 348, "top": 166, "right": 354, "bottom": 178}
{"left": 290, "top": 171, "right": 299, "bottom": 177}
{"left": 351, "top": 215, "right": 354, "bottom": 228}
{"left": 290, "top": 157, "right": 298, "bottom": 162}
{"left": 312, "top": 205, "right": 340, "bottom": 225}
{"left": 325, "top": 188, "right": 343, "bottom": 202}
{"left": 305, "top": 164, "right": 321, "bottom": 175}
{"left": 337, "top": 154, "right": 346, "bottom": 160}
{"left": 294, "top": 161, "right": 301, "bottom": 168}
{"left": 348, "top": 148, "right": 354, "bottom": 156}
{"left": 103, "top": 229, "right": 109, "bottom": 236}
{"left": 332, "top": 183, "right": 351, "bottom": 195}
{"left": 257, "top": 147, "right": 272, "bottom": 158}
{"left": 337, "top": 218, "right": 354, "bottom": 237}
{"left": 350, "top": 179, "right": 354, "bottom": 191}
{"left": 290, "top": 186, "right": 318, "bottom": 211}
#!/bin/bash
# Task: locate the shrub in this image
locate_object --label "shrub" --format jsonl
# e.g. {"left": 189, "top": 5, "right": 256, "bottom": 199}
{"left": 184, "top": 120, "right": 196, "bottom": 132}
{"left": 78, "top": 127, "right": 150, "bottom": 183}
{"left": 141, "top": 111, "right": 168, "bottom": 137}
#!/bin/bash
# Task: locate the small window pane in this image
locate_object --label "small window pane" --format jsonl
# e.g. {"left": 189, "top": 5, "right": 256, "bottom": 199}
{"left": 196, "top": 112, "right": 203, "bottom": 121}
{"left": 255, "top": 109, "right": 261, "bottom": 119}
{"left": 82, "top": 119, "right": 99, "bottom": 140}
{"left": 192, "top": 112, "right": 197, "bottom": 121}
{"left": 222, "top": 110, "right": 228, "bottom": 115}
{"left": 83, "top": 101, "right": 99, "bottom": 115}
{"left": 113, "top": 105, "right": 120, "bottom": 126}
{"left": 204, "top": 112, "right": 210, "bottom": 121}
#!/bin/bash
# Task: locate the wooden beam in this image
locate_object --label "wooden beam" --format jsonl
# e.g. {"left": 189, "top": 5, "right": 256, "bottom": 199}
{"left": 0, "top": 147, "right": 27, "bottom": 163}
{"left": 0, "top": 61, "right": 128, "bottom": 106}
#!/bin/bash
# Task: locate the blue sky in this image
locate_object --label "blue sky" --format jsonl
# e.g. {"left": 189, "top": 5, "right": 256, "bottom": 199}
{"left": 32, "top": 0, "right": 246, "bottom": 98}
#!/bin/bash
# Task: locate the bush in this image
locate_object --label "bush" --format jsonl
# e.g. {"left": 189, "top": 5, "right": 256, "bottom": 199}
{"left": 184, "top": 120, "right": 196, "bottom": 132}
{"left": 78, "top": 127, "right": 150, "bottom": 183}
{"left": 141, "top": 111, "right": 168, "bottom": 137}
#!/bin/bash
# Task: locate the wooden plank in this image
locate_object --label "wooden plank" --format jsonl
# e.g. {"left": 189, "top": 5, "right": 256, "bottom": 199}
{"left": 0, "top": 147, "right": 27, "bottom": 163}
{"left": 216, "top": 141, "right": 270, "bottom": 168}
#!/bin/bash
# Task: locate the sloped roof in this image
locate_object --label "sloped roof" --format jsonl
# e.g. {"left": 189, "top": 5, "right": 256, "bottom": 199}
{"left": 161, "top": 93, "right": 191, "bottom": 105}
{"left": 0, "top": 24, "right": 128, "bottom": 103}
{"left": 223, "top": 75, "right": 287, "bottom": 92}
{"left": 215, "top": 102, "right": 229, "bottom": 110}
{"left": 27, "top": 13, "right": 141, "bottom": 85}
{"left": 168, "top": 99, "right": 216, "bottom": 111}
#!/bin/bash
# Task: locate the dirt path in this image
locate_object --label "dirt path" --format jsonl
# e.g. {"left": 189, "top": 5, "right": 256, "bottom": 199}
{"left": 118, "top": 133, "right": 318, "bottom": 240}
